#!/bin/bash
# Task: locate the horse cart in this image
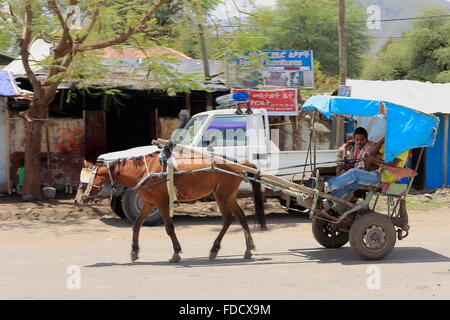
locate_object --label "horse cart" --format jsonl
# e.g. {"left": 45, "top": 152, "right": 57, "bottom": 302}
{"left": 76, "top": 94, "right": 439, "bottom": 262}
{"left": 151, "top": 94, "right": 439, "bottom": 260}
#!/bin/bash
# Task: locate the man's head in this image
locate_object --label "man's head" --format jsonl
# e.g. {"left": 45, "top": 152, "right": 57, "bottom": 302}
{"left": 354, "top": 127, "right": 368, "bottom": 149}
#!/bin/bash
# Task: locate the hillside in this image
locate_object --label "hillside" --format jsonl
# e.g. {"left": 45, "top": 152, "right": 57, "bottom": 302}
{"left": 355, "top": 0, "right": 450, "bottom": 54}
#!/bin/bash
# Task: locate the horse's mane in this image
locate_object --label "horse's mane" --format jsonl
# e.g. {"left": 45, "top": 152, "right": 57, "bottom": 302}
{"left": 95, "top": 151, "right": 159, "bottom": 175}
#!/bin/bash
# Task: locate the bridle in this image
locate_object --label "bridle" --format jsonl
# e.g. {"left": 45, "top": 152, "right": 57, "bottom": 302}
{"left": 78, "top": 162, "right": 116, "bottom": 203}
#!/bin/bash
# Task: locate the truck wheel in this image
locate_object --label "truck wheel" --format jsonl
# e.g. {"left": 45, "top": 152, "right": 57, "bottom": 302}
{"left": 278, "top": 198, "right": 310, "bottom": 214}
{"left": 121, "top": 189, "right": 163, "bottom": 226}
{"left": 349, "top": 211, "right": 396, "bottom": 260}
{"left": 312, "top": 218, "right": 349, "bottom": 248}
{"left": 109, "top": 194, "right": 126, "bottom": 219}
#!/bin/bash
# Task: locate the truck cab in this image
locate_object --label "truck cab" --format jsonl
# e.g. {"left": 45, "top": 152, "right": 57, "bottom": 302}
{"left": 102, "top": 108, "right": 337, "bottom": 225}
{"left": 171, "top": 108, "right": 272, "bottom": 175}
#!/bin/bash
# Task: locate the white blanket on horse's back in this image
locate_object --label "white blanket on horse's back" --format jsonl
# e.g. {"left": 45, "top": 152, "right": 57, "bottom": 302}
{"left": 97, "top": 145, "right": 160, "bottom": 162}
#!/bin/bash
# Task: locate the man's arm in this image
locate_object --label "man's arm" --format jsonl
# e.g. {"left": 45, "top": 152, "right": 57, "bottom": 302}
{"left": 376, "top": 157, "right": 402, "bottom": 169}
{"left": 369, "top": 137, "right": 385, "bottom": 156}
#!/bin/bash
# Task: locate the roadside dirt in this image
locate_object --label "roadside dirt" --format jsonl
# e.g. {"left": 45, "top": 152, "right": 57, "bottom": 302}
{"left": 1, "top": 187, "right": 449, "bottom": 222}
{"left": 0, "top": 189, "right": 449, "bottom": 246}
{"left": 0, "top": 194, "right": 286, "bottom": 221}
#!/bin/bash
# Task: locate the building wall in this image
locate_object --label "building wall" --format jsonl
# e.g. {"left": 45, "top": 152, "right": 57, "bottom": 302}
{"left": 425, "top": 113, "right": 450, "bottom": 189}
{"left": 9, "top": 116, "right": 84, "bottom": 188}
{"left": 0, "top": 98, "right": 8, "bottom": 192}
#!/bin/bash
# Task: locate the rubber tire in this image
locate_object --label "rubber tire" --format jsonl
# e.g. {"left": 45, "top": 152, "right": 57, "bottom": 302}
{"left": 278, "top": 198, "right": 310, "bottom": 214}
{"left": 312, "top": 218, "right": 349, "bottom": 248}
{"left": 121, "top": 189, "right": 163, "bottom": 226}
{"left": 109, "top": 194, "right": 126, "bottom": 219}
{"left": 349, "top": 211, "right": 396, "bottom": 260}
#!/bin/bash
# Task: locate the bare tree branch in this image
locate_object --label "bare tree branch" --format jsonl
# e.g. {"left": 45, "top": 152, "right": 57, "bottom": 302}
{"left": 76, "top": 0, "right": 170, "bottom": 52}
{"left": 47, "top": 0, "right": 73, "bottom": 46}
{"left": 76, "top": 0, "right": 104, "bottom": 44}
{"left": 46, "top": 0, "right": 77, "bottom": 85}
{"left": 8, "top": 2, "right": 23, "bottom": 25}
{"left": 231, "top": 0, "right": 257, "bottom": 18}
{"left": 48, "top": 52, "right": 75, "bottom": 93}
{"left": 20, "top": 1, "right": 41, "bottom": 93}
{"left": 0, "top": 4, "right": 22, "bottom": 37}
{"left": 0, "top": 15, "right": 20, "bottom": 36}
{"left": 76, "top": 0, "right": 108, "bottom": 43}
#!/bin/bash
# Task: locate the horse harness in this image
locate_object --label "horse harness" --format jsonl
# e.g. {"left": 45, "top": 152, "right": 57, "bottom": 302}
{"left": 79, "top": 162, "right": 116, "bottom": 203}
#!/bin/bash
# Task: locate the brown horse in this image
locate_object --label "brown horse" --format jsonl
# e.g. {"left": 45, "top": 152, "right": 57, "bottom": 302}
{"left": 74, "top": 152, "right": 263, "bottom": 263}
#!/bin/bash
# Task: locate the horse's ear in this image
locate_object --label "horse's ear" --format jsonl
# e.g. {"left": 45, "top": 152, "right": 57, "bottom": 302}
{"left": 84, "top": 159, "right": 94, "bottom": 167}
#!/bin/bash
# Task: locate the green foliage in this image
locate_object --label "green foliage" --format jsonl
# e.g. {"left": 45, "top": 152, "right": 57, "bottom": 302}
{"left": 140, "top": 53, "right": 207, "bottom": 94}
{"left": 181, "top": 0, "right": 370, "bottom": 77}
{"left": 169, "top": 0, "right": 223, "bottom": 59}
{"left": 249, "top": 0, "right": 369, "bottom": 77}
{"left": 301, "top": 59, "right": 339, "bottom": 98}
{"left": 0, "top": 0, "right": 212, "bottom": 96}
{"left": 362, "top": 7, "right": 450, "bottom": 83}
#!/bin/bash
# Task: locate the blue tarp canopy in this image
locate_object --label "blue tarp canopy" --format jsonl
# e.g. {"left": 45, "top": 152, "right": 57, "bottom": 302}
{"left": 302, "top": 95, "right": 440, "bottom": 162}
{"left": 0, "top": 71, "right": 21, "bottom": 97}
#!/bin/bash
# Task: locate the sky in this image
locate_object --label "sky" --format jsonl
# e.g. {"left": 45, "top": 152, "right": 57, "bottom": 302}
{"left": 213, "top": 0, "right": 450, "bottom": 20}
{"left": 212, "top": 0, "right": 276, "bottom": 21}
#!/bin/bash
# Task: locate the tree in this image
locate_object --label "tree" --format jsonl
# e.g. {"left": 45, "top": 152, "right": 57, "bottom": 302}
{"left": 0, "top": 0, "right": 174, "bottom": 199}
{"left": 362, "top": 7, "right": 450, "bottom": 82}
{"left": 204, "top": 0, "right": 370, "bottom": 77}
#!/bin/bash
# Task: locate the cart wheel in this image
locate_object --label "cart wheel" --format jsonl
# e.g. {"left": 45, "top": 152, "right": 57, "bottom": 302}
{"left": 312, "top": 218, "right": 349, "bottom": 248}
{"left": 349, "top": 211, "right": 396, "bottom": 260}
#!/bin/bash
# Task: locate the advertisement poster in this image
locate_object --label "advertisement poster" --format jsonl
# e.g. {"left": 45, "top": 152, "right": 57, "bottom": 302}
{"left": 226, "top": 50, "right": 314, "bottom": 89}
{"left": 231, "top": 88, "right": 299, "bottom": 116}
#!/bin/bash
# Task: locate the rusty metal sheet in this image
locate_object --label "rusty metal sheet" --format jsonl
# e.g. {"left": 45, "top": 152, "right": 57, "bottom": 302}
{"left": 9, "top": 117, "right": 84, "bottom": 187}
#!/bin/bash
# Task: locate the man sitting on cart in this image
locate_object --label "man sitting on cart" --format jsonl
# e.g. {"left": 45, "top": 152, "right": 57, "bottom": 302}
{"left": 322, "top": 138, "right": 409, "bottom": 200}
{"left": 336, "top": 127, "right": 375, "bottom": 176}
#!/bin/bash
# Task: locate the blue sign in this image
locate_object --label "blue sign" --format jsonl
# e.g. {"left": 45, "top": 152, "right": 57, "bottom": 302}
{"left": 237, "top": 50, "right": 313, "bottom": 71}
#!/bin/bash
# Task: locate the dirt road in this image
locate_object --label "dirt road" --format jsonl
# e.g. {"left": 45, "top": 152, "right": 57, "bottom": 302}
{"left": 1, "top": 196, "right": 450, "bottom": 300}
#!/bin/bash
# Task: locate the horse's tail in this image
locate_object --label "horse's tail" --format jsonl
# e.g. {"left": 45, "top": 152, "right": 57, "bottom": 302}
{"left": 242, "top": 161, "right": 267, "bottom": 231}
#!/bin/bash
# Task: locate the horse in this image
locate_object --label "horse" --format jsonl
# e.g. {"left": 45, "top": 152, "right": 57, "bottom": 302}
{"left": 74, "top": 151, "right": 265, "bottom": 263}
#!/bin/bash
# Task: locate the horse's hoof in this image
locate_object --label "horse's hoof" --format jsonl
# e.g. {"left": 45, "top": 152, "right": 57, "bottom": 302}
{"left": 209, "top": 251, "right": 218, "bottom": 260}
{"left": 131, "top": 251, "right": 139, "bottom": 262}
{"left": 169, "top": 254, "right": 181, "bottom": 263}
{"left": 244, "top": 251, "right": 253, "bottom": 259}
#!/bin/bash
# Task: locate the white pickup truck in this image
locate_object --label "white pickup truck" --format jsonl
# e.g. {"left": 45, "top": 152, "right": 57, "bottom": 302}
{"left": 99, "top": 108, "right": 337, "bottom": 225}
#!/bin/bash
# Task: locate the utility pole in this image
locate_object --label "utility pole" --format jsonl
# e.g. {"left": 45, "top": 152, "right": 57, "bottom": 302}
{"left": 336, "top": 0, "right": 346, "bottom": 148}
{"left": 198, "top": 23, "right": 213, "bottom": 111}
{"left": 183, "top": 0, "right": 213, "bottom": 111}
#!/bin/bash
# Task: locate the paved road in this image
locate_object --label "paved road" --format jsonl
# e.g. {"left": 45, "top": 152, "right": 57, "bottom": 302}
{"left": 1, "top": 212, "right": 450, "bottom": 300}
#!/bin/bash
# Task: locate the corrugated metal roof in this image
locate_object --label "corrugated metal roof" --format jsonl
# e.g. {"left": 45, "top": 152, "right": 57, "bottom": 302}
{"left": 347, "top": 79, "right": 450, "bottom": 115}
{"left": 61, "top": 58, "right": 228, "bottom": 91}
{"left": 100, "top": 47, "right": 192, "bottom": 59}
{"left": 4, "top": 39, "right": 226, "bottom": 91}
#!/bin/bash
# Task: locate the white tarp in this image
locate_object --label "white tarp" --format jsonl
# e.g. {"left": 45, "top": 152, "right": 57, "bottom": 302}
{"left": 97, "top": 145, "right": 160, "bottom": 163}
{"left": 3, "top": 39, "right": 52, "bottom": 76}
{"left": 346, "top": 79, "right": 450, "bottom": 115}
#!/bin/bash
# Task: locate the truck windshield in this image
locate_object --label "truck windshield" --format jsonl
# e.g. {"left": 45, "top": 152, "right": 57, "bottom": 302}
{"left": 171, "top": 115, "right": 208, "bottom": 144}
